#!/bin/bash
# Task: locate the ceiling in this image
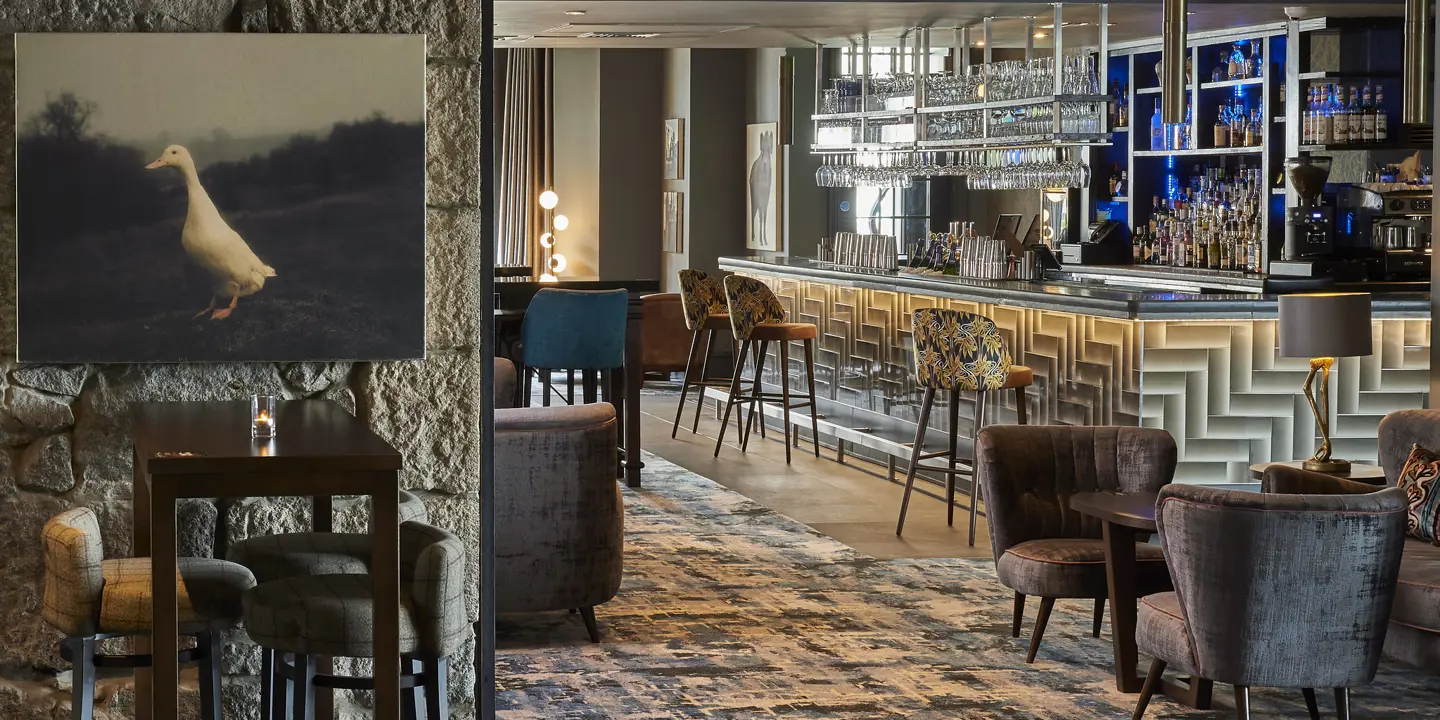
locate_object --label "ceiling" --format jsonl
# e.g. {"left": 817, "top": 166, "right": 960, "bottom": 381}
{"left": 495, "top": 1, "right": 1407, "bottom": 48}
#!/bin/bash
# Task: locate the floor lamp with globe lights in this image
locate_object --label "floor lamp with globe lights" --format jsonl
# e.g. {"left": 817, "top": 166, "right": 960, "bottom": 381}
{"left": 538, "top": 189, "right": 568, "bottom": 281}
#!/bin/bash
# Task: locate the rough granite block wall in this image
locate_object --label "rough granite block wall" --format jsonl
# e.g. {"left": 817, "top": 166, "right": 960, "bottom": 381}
{"left": 0, "top": 1, "right": 482, "bottom": 718}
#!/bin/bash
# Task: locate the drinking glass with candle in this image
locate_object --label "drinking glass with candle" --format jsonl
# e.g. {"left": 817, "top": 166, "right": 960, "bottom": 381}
{"left": 251, "top": 395, "right": 277, "bottom": 439}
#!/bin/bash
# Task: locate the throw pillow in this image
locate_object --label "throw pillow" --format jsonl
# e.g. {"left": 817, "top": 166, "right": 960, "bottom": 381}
{"left": 1399, "top": 443, "right": 1440, "bottom": 545}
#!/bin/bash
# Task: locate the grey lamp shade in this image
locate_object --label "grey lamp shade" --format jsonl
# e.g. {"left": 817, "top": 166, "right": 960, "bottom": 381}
{"left": 1278, "top": 293, "right": 1373, "bottom": 358}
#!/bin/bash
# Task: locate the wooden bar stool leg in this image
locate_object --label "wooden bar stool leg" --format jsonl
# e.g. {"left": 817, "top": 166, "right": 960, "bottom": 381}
{"left": 1015, "top": 384, "right": 1028, "bottom": 425}
{"left": 715, "top": 339, "right": 751, "bottom": 458}
{"left": 804, "top": 338, "right": 821, "bottom": 458}
{"left": 742, "top": 340, "right": 770, "bottom": 452}
{"left": 673, "top": 329, "right": 706, "bottom": 438}
{"left": 541, "top": 368, "right": 553, "bottom": 407}
{"left": 567, "top": 369, "right": 576, "bottom": 405}
{"left": 896, "top": 388, "right": 937, "bottom": 536}
{"left": 582, "top": 370, "right": 598, "bottom": 404}
{"left": 779, "top": 340, "right": 793, "bottom": 463}
{"left": 690, "top": 329, "right": 719, "bottom": 434}
{"left": 947, "top": 386, "right": 960, "bottom": 527}
{"left": 970, "top": 390, "right": 989, "bottom": 546}
{"left": 753, "top": 341, "right": 767, "bottom": 439}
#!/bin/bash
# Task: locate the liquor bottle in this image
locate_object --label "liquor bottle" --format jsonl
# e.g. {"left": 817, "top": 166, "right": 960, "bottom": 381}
{"left": 1151, "top": 98, "right": 1164, "bottom": 150}
{"left": 1228, "top": 42, "right": 1244, "bottom": 80}
{"left": 1333, "top": 85, "right": 1351, "bottom": 144}
{"left": 1303, "top": 87, "right": 1315, "bottom": 145}
{"left": 1375, "top": 85, "right": 1388, "bottom": 143}
{"left": 1246, "top": 109, "right": 1260, "bottom": 147}
{"left": 1132, "top": 226, "right": 1143, "bottom": 263}
{"left": 1109, "top": 80, "right": 1120, "bottom": 126}
{"left": 1348, "top": 86, "right": 1363, "bottom": 143}
{"left": 1116, "top": 171, "right": 1128, "bottom": 198}
{"left": 1248, "top": 41, "right": 1261, "bottom": 79}
{"left": 1213, "top": 105, "right": 1230, "bottom": 148}
{"left": 1119, "top": 83, "right": 1130, "bottom": 127}
{"left": 1207, "top": 226, "right": 1221, "bottom": 270}
{"left": 1316, "top": 86, "right": 1333, "bottom": 145}
{"left": 1361, "top": 85, "right": 1376, "bottom": 143}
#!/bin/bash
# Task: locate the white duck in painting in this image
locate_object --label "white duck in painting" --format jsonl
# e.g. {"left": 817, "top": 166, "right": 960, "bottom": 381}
{"left": 146, "top": 145, "right": 276, "bottom": 320}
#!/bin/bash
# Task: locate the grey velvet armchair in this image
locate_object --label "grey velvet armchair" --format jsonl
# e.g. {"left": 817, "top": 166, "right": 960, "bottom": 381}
{"left": 1133, "top": 484, "right": 1407, "bottom": 720}
{"left": 974, "top": 425, "right": 1177, "bottom": 663}
{"left": 494, "top": 401, "right": 623, "bottom": 642}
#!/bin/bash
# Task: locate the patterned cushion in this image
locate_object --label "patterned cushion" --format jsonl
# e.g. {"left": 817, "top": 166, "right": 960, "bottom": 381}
{"left": 99, "top": 557, "right": 256, "bottom": 634}
{"left": 227, "top": 532, "right": 375, "bottom": 584}
{"left": 42, "top": 508, "right": 106, "bottom": 636}
{"left": 243, "top": 521, "right": 471, "bottom": 658}
{"left": 723, "top": 275, "right": 787, "bottom": 342}
{"left": 678, "top": 269, "right": 728, "bottom": 331}
{"left": 1399, "top": 444, "right": 1440, "bottom": 544}
{"left": 996, "top": 538, "right": 1171, "bottom": 599}
{"left": 912, "top": 309, "right": 1012, "bottom": 392}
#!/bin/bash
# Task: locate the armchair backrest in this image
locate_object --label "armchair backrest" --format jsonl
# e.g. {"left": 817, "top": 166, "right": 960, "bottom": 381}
{"left": 1379, "top": 409, "right": 1440, "bottom": 486}
{"left": 520, "top": 288, "right": 628, "bottom": 370}
{"left": 493, "top": 403, "right": 622, "bottom": 613}
{"left": 975, "top": 425, "right": 1177, "bottom": 561}
{"left": 1155, "top": 484, "right": 1406, "bottom": 688}
{"left": 41, "top": 508, "right": 106, "bottom": 636}
{"left": 399, "top": 521, "right": 470, "bottom": 656}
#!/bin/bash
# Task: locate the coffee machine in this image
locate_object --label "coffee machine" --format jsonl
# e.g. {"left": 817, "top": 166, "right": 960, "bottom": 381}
{"left": 1371, "top": 190, "right": 1433, "bottom": 278}
{"left": 1283, "top": 156, "right": 1335, "bottom": 260}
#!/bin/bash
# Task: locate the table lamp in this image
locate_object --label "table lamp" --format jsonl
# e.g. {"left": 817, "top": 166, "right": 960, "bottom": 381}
{"left": 1278, "top": 293, "right": 1373, "bottom": 472}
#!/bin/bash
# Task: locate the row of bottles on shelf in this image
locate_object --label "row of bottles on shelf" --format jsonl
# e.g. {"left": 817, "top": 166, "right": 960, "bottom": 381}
{"left": 1149, "top": 99, "right": 1194, "bottom": 150}
{"left": 905, "top": 223, "right": 1013, "bottom": 279}
{"left": 1108, "top": 81, "right": 1130, "bottom": 128}
{"left": 1131, "top": 164, "right": 1265, "bottom": 273}
{"left": 1207, "top": 40, "right": 1263, "bottom": 82}
{"left": 1302, "top": 84, "right": 1388, "bottom": 146}
{"left": 1212, "top": 97, "right": 1263, "bottom": 149}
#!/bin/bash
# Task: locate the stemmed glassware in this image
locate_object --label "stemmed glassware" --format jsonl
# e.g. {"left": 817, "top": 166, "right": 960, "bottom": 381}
{"left": 816, "top": 149, "right": 1090, "bottom": 190}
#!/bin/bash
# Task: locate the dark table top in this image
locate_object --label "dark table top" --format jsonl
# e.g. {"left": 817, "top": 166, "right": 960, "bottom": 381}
{"left": 1070, "top": 491, "right": 1160, "bottom": 531}
{"left": 133, "top": 400, "right": 401, "bottom": 475}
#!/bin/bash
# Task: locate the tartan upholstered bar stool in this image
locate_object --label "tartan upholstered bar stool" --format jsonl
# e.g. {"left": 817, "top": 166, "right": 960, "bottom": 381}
{"left": 42, "top": 507, "right": 257, "bottom": 720}
{"left": 672, "top": 269, "right": 747, "bottom": 439}
{"left": 714, "top": 275, "right": 821, "bottom": 463}
{"left": 895, "top": 308, "right": 1033, "bottom": 545}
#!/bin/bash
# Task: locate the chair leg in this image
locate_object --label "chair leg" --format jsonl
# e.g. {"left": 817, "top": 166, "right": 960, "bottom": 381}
{"left": 779, "top": 341, "right": 793, "bottom": 464}
{"left": 272, "top": 652, "right": 294, "bottom": 720}
{"left": 1092, "top": 597, "right": 1106, "bottom": 638}
{"left": 197, "top": 630, "right": 223, "bottom": 720}
{"left": 1233, "top": 685, "right": 1251, "bottom": 720}
{"left": 1131, "top": 658, "right": 1167, "bottom": 720}
{"left": 1302, "top": 688, "right": 1320, "bottom": 720}
{"left": 753, "top": 341, "right": 767, "bottom": 439}
{"left": 423, "top": 657, "right": 450, "bottom": 720}
{"left": 403, "top": 658, "right": 423, "bottom": 720}
{"left": 1015, "top": 384, "right": 1028, "bottom": 424}
{"left": 895, "top": 387, "right": 937, "bottom": 536}
{"left": 741, "top": 340, "right": 769, "bottom": 452}
{"left": 1025, "top": 596, "right": 1055, "bottom": 663}
{"left": 260, "top": 648, "right": 274, "bottom": 720}
{"left": 1333, "top": 688, "right": 1350, "bottom": 720}
{"left": 715, "top": 339, "right": 751, "bottom": 457}
{"left": 804, "top": 339, "right": 821, "bottom": 458}
{"left": 540, "top": 368, "right": 553, "bottom": 407}
{"left": 946, "top": 387, "right": 959, "bottom": 527}
{"left": 673, "top": 329, "right": 706, "bottom": 438}
{"left": 579, "top": 606, "right": 601, "bottom": 643}
{"left": 1012, "top": 593, "right": 1025, "bottom": 637}
{"left": 582, "top": 369, "right": 598, "bottom": 404}
{"left": 293, "top": 653, "right": 316, "bottom": 720}
{"left": 969, "top": 390, "right": 989, "bottom": 546}
{"left": 69, "top": 636, "right": 96, "bottom": 720}
{"left": 690, "top": 329, "right": 719, "bottom": 434}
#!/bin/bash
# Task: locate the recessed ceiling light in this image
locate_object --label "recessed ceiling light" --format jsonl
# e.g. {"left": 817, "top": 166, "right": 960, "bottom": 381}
{"left": 1034, "top": 32, "right": 1047, "bottom": 38}
{"left": 974, "top": 41, "right": 985, "bottom": 47}
{"left": 565, "top": 10, "right": 586, "bottom": 16}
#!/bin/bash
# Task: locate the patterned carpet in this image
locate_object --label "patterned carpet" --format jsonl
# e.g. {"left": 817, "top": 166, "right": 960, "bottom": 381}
{"left": 495, "top": 454, "right": 1440, "bottom": 719}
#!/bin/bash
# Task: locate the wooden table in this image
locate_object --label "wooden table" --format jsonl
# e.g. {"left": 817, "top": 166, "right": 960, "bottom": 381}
{"left": 1248, "top": 460, "right": 1387, "bottom": 485}
{"left": 1069, "top": 491, "right": 1213, "bottom": 710}
{"left": 494, "top": 278, "right": 660, "bottom": 488}
{"left": 131, "top": 400, "right": 403, "bottom": 720}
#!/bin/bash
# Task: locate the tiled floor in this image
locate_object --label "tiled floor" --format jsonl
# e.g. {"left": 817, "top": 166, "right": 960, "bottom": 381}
{"left": 638, "top": 388, "right": 993, "bottom": 561}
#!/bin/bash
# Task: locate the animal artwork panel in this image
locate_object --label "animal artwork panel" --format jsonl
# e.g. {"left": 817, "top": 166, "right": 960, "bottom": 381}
{"left": 745, "top": 123, "right": 781, "bottom": 252}
{"left": 14, "top": 34, "right": 426, "bottom": 362}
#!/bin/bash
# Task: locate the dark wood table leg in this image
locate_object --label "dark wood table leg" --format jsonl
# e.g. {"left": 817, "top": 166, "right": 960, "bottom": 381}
{"left": 623, "top": 296, "right": 645, "bottom": 487}
{"left": 131, "top": 449, "right": 152, "bottom": 719}
{"left": 372, "top": 475, "right": 402, "bottom": 720}
{"left": 312, "top": 496, "right": 335, "bottom": 720}
{"left": 1101, "top": 520, "right": 1143, "bottom": 693}
{"left": 149, "top": 477, "right": 180, "bottom": 720}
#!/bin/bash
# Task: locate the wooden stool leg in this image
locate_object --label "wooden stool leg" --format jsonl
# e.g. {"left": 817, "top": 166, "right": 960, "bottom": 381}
{"left": 742, "top": 340, "right": 769, "bottom": 451}
{"left": 540, "top": 368, "right": 553, "bottom": 407}
{"left": 1015, "top": 384, "right": 1028, "bottom": 425}
{"left": 947, "top": 387, "right": 959, "bottom": 527}
{"left": 896, "top": 388, "right": 937, "bottom": 536}
{"left": 753, "top": 341, "right": 767, "bottom": 439}
{"left": 970, "top": 390, "right": 988, "bottom": 546}
{"left": 715, "top": 339, "right": 751, "bottom": 458}
{"left": 779, "top": 341, "right": 793, "bottom": 463}
{"left": 672, "top": 330, "right": 706, "bottom": 438}
{"left": 690, "top": 329, "right": 719, "bottom": 434}
{"left": 582, "top": 370, "right": 598, "bottom": 404}
{"left": 804, "top": 338, "right": 821, "bottom": 458}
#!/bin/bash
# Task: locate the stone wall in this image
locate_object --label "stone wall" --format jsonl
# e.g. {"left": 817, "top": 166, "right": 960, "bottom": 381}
{"left": 0, "top": 2, "right": 482, "bottom": 718}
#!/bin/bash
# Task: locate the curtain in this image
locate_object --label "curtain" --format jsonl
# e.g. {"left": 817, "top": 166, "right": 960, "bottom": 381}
{"left": 496, "top": 48, "right": 551, "bottom": 269}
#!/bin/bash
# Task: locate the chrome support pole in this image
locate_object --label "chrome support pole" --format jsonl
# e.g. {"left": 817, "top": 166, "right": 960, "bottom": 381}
{"left": 1403, "top": 0, "right": 1433, "bottom": 124}
{"left": 1053, "top": 3, "right": 1064, "bottom": 96}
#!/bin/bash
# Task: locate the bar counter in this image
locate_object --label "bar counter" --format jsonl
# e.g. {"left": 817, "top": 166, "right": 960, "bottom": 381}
{"left": 719, "top": 256, "right": 1431, "bottom": 483}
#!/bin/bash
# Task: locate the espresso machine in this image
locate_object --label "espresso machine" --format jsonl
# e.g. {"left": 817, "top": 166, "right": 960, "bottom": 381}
{"left": 1283, "top": 156, "right": 1335, "bottom": 260}
{"left": 1371, "top": 190, "right": 1433, "bottom": 278}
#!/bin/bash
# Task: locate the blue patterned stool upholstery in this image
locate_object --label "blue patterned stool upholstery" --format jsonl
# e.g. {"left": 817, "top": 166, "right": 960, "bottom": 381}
{"left": 897, "top": 309, "right": 1032, "bottom": 545}
{"left": 520, "top": 288, "right": 628, "bottom": 406}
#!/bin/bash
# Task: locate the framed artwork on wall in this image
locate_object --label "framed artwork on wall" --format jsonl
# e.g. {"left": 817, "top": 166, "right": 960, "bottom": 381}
{"left": 663, "top": 191, "right": 684, "bottom": 254}
{"left": 663, "top": 118, "right": 684, "bottom": 180}
{"left": 745, "top": 122, "right": 782, "bottom": 252}
{"left": 14, "top": 33, "right": 426, "bottom": 363}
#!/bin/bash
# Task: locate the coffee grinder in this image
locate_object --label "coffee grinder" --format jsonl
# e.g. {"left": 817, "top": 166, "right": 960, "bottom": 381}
{"left": 1282, "top": 156, "right": 1335, "bottom": 261}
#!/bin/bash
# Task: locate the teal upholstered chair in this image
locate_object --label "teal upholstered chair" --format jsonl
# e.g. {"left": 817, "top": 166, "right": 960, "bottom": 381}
{"left": 520, "top": 288, "right": 629, "bottom": 406}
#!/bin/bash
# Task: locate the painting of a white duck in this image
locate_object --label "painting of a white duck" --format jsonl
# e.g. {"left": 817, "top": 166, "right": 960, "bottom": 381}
{"left": 145, "top": 144, "right": 277, "bottom": 320}
{"left": 15, "top": 33, "right": 425, "bottom": 363}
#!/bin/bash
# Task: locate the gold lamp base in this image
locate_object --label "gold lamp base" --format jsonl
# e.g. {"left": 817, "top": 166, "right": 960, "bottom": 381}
{"left": 1301, "top": 357, "right": 1348, "bottom": 475}
{"left": 1303, "top": 457, "right": 1352, "bottom": 473}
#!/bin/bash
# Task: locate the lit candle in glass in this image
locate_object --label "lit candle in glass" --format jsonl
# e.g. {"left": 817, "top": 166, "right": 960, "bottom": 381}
{"left": 251, "top": 395, "right": 277, "bottom": 439}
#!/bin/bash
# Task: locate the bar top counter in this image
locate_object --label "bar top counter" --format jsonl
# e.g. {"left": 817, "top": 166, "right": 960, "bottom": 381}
{"left": 719, "top": 256, "right": 1431, "bottom": 321}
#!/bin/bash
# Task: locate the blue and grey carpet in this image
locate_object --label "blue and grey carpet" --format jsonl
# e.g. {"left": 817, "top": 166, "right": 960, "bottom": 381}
{"left": 496, "top": 454, "right": 1440, "bottom": 718}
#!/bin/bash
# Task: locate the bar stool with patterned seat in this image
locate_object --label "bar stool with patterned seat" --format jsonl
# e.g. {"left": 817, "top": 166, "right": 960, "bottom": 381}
{"left": 671, "top": 269, "right": 751, "bottom": 440}
{"left": 895, "top": 308, "right": 1033, "bottom": 545}
{"left": 714, "top": 275, "right": 821, "bottom": 463}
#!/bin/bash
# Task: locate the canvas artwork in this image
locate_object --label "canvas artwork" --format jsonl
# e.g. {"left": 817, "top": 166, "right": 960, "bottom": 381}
{"left": 745, "top": 123, "right": 781, "bottom": 252}
{"left": 15, "top": 34, "right": 426, "bottom": 363}
{"left": 664, "top": 118, "right": 684, "bottom": 180}
{"left": 663, "top": 191, "right": 684, "bottom": 254}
